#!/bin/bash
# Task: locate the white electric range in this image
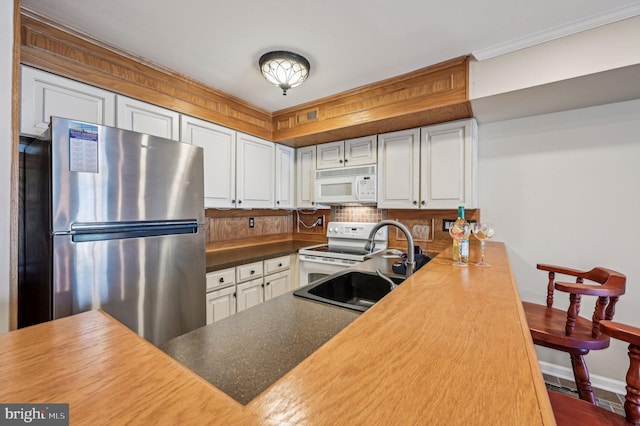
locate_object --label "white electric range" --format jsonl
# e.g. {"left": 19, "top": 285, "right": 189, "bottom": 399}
{"left": 298, "top": 222, "right": 388, "bottom": 286}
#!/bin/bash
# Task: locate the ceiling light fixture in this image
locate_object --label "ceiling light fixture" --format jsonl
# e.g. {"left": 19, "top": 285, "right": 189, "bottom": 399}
{"left": 259, "top": 51, "right": 310, "bottom": 96}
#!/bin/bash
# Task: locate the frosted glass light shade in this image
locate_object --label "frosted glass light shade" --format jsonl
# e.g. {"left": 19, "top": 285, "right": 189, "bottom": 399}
{"left": 259, "top": 51, "right": 310, "bottom": 95}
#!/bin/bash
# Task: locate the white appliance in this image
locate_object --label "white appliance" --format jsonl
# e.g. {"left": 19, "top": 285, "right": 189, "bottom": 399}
{"left": 298, "top": 222, "right": 388, "bottom": 286}
{"left": 314, "top": 165, "right": 377, "bottom": 204}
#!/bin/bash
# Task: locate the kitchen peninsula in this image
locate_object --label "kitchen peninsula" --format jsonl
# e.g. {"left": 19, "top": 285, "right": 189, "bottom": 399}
{"left": 0, "top": 243, "right": 555, "bottom": 424}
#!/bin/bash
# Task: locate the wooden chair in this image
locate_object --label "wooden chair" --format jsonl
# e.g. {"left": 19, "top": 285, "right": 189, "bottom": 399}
{"left": 523, "top": 264, "right": 626, "bottom": 404}
{"left": 549, "top": 320, "right": 640, "bottom": 425}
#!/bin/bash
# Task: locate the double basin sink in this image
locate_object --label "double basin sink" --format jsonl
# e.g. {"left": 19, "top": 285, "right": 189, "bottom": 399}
{"left": 294, "top": 270, "right": 404, "bottom": 312}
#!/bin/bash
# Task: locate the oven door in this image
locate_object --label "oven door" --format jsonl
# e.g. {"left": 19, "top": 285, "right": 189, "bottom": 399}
{"left": 298, "top": 254, "right": 360, "bottom": 287}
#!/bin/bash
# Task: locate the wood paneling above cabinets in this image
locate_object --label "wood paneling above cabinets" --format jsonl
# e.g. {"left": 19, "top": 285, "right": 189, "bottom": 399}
{"left": 19, "top": 11, "right": 471, "bottom": 148}
{"left": 19, "top": 10, "right": 273, "bottom": 140}
{"left": 272, "top": 57, "right": 473, "bottom": 147}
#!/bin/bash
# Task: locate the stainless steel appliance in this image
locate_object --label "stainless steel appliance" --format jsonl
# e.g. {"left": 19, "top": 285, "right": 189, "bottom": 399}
{"left": 19, "top": 117, "right": 206, "bottom": 346}
{"left": 298, "top": 222, "right": 388, "bottom": 286}
{"left": 314, "top": 165, "right": 377, "bottom": 204}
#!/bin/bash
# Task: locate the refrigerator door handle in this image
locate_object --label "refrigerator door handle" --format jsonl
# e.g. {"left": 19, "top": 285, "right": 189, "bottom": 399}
{"left": 69, "top": 220, "right": 200, "bottom": 243}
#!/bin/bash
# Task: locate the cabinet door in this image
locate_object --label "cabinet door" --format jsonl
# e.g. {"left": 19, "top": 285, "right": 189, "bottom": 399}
{"left": 316, "top": 141, "right": 345, "bottom": 169}
{"left": 206, "top": 286, "right": 236, "bottom": 325}
{"left": 236, "top": 278, "right": 265, "bottom": 312}
{"left": 344, "top": 135, "right": 377, "bottom": 166}
{"left": 377, "top": 128, "right": 421, "bottom": 209}
{"left": 264, "top": 270, "right": 291, "bottom": 301}
{"left": 296, "top": 146, "right": 316, "bottom": 208}
{"left": 21, "top": 66, "right": 116, "bottom": 136}
{"left": 181, "top": 116, "right": 237, "bottom": 208}
{"left": 116, "top": 96, "right": 180, "bottom": 140}
{"left": 236, "top": 133, "right": 275, "bottom": 208}
{"left": 275, "top": 144, "right": 295, "bottom": 209}
{"left": 420, "top": 119, "right": 478, "bottom": 209}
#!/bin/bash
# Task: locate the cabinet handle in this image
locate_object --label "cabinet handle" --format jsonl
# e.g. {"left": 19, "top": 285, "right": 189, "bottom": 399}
{"left": 219, "top": 277, "right": 224, "bottom": 283}
{"left": 421, "top": 201, "right": 426, "bottom": 206}
{"left": 344, "top": 158, "right": 348, "bottom": 163}
{"left": 231, "top": 199, "right": 235, "bottom": 204}
{"left": 250, "top": 270, "right": 255, "bottom": 275}
{"left": 311, "top": 201, "right": 315, "bottom": 205}
{"left": 277, "top": 200, "right": 280, "bottom": 205}
{"left": 261, "top": 283, "right": 264, "bottom": 288}
{"left": 266, "top": 282, "right": 270, "bottom": 286}
{"left": 339, "top": 159, "right": 343, "bottom": 163}
{"left": 278, "top": 263, "right": 282, "bottom": 267}
{"left": 238, "top": 200, "right": 242, "bottom": 204}
{"left": 413, "top": 200, "right": 418, "bottom": 205}
{"left": 233, "top": 292, "right": 236, "bottom": 298}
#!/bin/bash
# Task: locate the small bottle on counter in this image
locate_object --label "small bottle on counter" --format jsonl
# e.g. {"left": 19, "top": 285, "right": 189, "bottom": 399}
{"left": 452, "top": 206, "right": 469, "bottom": 264}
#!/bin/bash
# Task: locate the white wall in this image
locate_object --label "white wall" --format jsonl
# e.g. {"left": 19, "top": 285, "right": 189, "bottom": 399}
{"left": 478, "top": 98, "right": 640, "bottom": 388}
{"left": 0, "top": 0, "right": 14, "bottom": 334}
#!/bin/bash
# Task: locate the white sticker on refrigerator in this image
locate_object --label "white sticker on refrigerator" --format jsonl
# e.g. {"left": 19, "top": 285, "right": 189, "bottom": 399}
{"left": 69, "top": 122, "right": 99, "bottom": 173}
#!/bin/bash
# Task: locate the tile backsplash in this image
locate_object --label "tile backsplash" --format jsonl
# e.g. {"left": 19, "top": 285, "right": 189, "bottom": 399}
{"left": 332, "top": 205, "right": 385, "bottom": 223}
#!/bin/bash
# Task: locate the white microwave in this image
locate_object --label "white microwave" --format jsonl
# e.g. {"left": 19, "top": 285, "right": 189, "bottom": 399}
{"left": 315, "top": 165, "right": 377, "bottom": 204}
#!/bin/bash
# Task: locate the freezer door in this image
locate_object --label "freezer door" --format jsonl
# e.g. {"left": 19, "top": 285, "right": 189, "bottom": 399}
{"left": 53, "top": 229, "right": 206, "bottom": 346}
{"left": 50, "top": 117, "right": 204, "bottom": 233}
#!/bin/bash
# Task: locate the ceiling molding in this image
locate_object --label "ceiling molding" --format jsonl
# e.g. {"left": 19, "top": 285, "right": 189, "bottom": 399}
{"left": 472, "top": 2, "right": 640, "bottom": 61}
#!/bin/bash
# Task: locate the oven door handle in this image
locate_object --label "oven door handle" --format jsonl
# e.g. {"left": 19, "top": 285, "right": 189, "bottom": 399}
{"left": 299, "top": 255, "right": 358, "bottom": 266}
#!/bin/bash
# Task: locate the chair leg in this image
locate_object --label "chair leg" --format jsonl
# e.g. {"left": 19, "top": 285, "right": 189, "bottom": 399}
{"left": 570, "top": 353, "right": 596, "bottom": 404}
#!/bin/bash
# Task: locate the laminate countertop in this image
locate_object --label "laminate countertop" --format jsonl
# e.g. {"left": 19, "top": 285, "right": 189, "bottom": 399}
{"left": 206, "top": 240, "right": 319, "bottom": 272}
{"left": 0, "top": 242, "right": 555, "bottom": 424}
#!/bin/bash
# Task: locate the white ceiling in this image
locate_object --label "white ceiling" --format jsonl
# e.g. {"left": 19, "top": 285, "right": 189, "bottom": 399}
{"left": 21, "top": 0, "right": 640, "bottom": 113}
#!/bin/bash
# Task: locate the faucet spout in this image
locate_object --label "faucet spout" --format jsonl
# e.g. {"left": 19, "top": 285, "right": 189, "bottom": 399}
{"left": 367, "top": 220, "right": 416, "bottom": 279}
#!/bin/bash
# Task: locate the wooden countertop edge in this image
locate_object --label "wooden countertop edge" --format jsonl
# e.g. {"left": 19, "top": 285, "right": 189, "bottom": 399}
{"left": 503, "top": 254, "right": 557, "bottom": 425}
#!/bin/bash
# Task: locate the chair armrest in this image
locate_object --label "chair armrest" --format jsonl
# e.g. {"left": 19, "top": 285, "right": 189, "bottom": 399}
{"left": 537, "top": 264, "right": 588, "bottom": 276}
{"left": 599, "top": 320, "right": 640, "bottom": 347}
{"left": 555, "top": 281, "right": 625, "bottom": 297}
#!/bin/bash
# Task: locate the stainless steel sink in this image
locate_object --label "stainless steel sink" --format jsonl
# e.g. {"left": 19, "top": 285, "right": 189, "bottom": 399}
{"left": 293, "top": 271, "right": 404, "bottom": 312}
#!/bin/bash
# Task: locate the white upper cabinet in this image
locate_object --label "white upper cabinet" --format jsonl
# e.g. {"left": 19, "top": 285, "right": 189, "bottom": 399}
{"left": 420, "top": 119, "right": 478, "bottom": 209}
{"left": 296, "top": 146, "right": 317, "bottom": 208}
{"left": 21, "top": 65, "right": 116, "bottom": 136}
{"left": 116, "top": 95, "right": 180, "bottom": 140}
{"left": 236, "top": 133, "right": 275, "bottom": 208}
{"left": 275, "top": 144, "right": 295, "bottom": 209}
{"left": 377, "top": 119, "right": 478, "bottom": 209}
{"left": 377, "top": 128, "right": 421, "bottom": 209}
{"left": 180, "top": 115, "right": 236, "bottom": 208}
{"left": 316, "top": 136, "right": 377, "bottom": 169}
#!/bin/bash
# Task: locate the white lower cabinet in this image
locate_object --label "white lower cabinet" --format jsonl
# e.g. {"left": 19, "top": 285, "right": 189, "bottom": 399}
{"left": 264, "top": 270, "right": 291, "bottom": 301}
{"left": 236, "top": 278, "right": 265, "bottom": 312}
{"left": 205, "top": 255, "right": 294, "bottom": 323}
{"left": 206, "top": 286, "right": 236, "bottom": 324}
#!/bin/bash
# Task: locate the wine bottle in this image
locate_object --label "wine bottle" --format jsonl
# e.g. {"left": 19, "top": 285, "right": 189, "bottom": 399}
{"left": 452, "top": 206, "right": 469, "bottom": 263}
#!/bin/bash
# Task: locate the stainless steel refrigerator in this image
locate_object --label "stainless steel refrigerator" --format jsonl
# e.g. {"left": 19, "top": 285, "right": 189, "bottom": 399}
{"left": 19, "top": 117, "right": 206, "bottom": 346}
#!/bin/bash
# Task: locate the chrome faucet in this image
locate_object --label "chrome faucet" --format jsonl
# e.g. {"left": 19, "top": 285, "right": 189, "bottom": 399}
{"left": 366, "top": 220, "right": 415, "bottom": 279}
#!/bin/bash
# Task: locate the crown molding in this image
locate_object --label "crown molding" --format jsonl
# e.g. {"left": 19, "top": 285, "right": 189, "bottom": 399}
{"left": 472, "top": 2, "right": 640, "bottom": 61}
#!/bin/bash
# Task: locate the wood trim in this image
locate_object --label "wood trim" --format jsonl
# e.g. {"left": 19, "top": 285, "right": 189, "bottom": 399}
{"left": 272, "top": 57, "right": 472, "bottom": 147}
{"left": 10, "top": 0, "right": 21, "bottom": 331}
{"left": 19, "top": 9, "right": 273, "bottom": 140}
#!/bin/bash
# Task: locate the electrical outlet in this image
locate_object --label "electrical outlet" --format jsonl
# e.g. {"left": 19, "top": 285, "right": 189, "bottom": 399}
{"left": 443, "top": 219, "right": 456, "bottom": 231}
{"left": 317, "top": 216, "right": 323, "bottom": 226}
{"left": 249, "top": 217, "right": 254, "bottom": 228}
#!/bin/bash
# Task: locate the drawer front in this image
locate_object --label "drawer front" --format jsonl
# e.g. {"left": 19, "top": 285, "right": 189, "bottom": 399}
{"left": 206, "top": 267, "right": 236, "bottom": 291}
{"left": 264, "top": 255, "right": 291, "bottom": 274}
{"left": 236, "top": 261, "right": 264, "bottom": 282}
